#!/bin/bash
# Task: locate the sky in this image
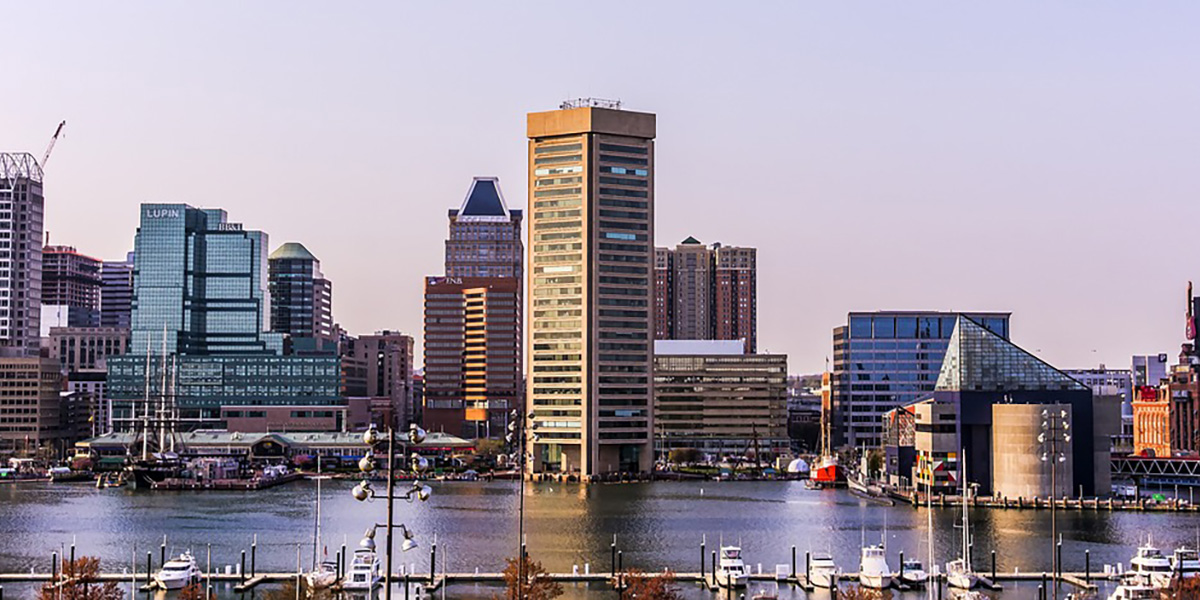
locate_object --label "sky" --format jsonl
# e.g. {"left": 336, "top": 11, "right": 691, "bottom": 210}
{"left": 3, "top": 2, "right": 1199, "bottom": 374}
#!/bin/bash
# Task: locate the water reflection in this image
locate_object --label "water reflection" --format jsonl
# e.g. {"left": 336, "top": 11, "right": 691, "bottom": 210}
{"left": 3, "top": 479, "right": 1200, "bottom": 587}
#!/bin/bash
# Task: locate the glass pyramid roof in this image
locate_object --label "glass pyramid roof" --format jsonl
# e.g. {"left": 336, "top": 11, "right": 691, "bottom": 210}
{"left": 935, "top": 316, "right": 1088, "bottom": 392}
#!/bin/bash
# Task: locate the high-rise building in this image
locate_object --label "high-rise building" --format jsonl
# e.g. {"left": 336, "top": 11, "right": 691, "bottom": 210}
{"left": 830, "top": 311, "right": 1011, "bottom": 449}
{"left": 654, "top": 238, "right": 757, "bottom": 352}
{"left": 713, "top": 244, "right": 756, "bottom": 351}
{"left": 0, "top": 357, "right": 68, "bottom": 455}
{"left": 526, "top": 99, "right": 656, "bottom": 477}
{"left": 353, "top": 331, "right": 415, "bottom": 428}
{"left": 445, "top": 177, "right": 523, "bottom": 279}
{"left": 0, "top": 153, "right": 44, "bottom": 357}
{"left": 653, "top": 340, "right": 789, "bottom": 459}
{"left": 423, "top": 276, "right": 521, "bottom": 438}
{"left": 125, "top": 204, "right": 283, "bottom": 356}
{"left": 40, "top": 246, "right": 101, "bottom": 331}
{"left": 106, "top": 204, "right": 339, "bottom": 431}
{"left": 100, "top": 252, "right": 134, "bottom": 329}
{"left": 268, "top": 242, "right": 334, "bottom": 343}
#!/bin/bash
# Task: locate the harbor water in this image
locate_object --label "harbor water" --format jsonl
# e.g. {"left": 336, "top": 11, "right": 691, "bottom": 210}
{"left": 2, "top": 479, "right": 1197, "bottom": 598}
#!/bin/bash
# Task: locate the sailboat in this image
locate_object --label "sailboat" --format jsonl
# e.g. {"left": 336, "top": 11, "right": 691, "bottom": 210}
{"left": 305, "top": 460, "right": 338, "bottom": 590}
{"left": 945, "top": 451, "right": 978, "bottom": 590}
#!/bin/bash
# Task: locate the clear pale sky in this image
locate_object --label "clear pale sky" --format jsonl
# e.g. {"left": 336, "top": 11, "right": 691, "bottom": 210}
{"left": 4, "top": 3, "right": 1198, "bottom": 374}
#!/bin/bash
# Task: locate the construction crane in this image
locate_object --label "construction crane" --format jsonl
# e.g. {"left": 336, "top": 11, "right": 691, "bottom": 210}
{"left": 42, "top": 120, "right": 66, "bottom": 169}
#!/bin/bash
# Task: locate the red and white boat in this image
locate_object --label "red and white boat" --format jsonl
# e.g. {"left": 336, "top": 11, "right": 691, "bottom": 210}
{"left": 810, "top": 455, "right": 841, "bottom": 487}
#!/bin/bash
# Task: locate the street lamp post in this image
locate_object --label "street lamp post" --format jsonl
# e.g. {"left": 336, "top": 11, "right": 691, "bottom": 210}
{"left": 353, "top": 423, "right": 433, "bottom": 600}
{"left": 1040, "top": 408, "right": 1071, "bottom": 600}
{"left": 507, "top": 410, "right": 539, "bottom": 600}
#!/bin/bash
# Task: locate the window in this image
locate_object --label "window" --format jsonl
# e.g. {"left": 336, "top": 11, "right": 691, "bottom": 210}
{"left": 604, "top": 232, "right": 637, "bottom": 241}
{"left": 599, "top": 143, "right": 647, "bottom": 155}
{"left": 873, "top": 317, "right": 895, "bottom": 338}
{"left": 849, "top": 317, "right": 871, "bottom": 338}
{"left": 535, "top": 143, "right": 583, "bottom": 154}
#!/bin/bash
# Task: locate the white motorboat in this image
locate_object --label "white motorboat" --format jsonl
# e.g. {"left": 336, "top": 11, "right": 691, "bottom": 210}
{"left": 1128, "top": 542, "right": 1172, "bottom": 589}
{"left": 155, "top": 552, "right": 200, "bottom": 590}
{"left": 715, "top": 546, "right": 749, "bottom": 588}
{"left": 858, "top": 544, "right": 892, "bottom": 589}
{"left": 1172, "top": 546, "right": 1200, "bottom": 579}
{"left": 1107, "top": 580, "right": 1158, "bottom": 600}
{"left": 946, "top": 450, "right": 978, "bottom": 590}
{"left": 809, "top": 553, "right": 839, "bottom": 589}
{"left": 342, "top": 548, "right": 382, "bottom": 591}
{"left": 900, "top": 558, "right": 928, "bottom": 587}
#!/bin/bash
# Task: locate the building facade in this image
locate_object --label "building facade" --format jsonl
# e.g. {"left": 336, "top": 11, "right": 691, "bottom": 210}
{"left": 526, "top": 100, "right": 656, "bottom": 477}
{"left": 445, "top": 177, "right": 523, "bottom": 279}
{"left": 0, "top": 357, "right": 67, "bottom": 455}
{"left": 829, "top": 311, "right": 1011, "bottom": 449}
{"left": 100, "top": 252, "right": 134, "bottom": 329}
{"left": 48, "top": 327, "right": 129, "bottom": 372}
{"left": 352, "top": 331, "right": 415, "bottom": 428}
{"left": 0, "top": 153, "right": 44, "bottom": 357}
{"left": 268, "top": 242, "right": 334, "bottom": 343}
{"left": 653, "top": 340, "right": 788, "bottom": 459}
{"left": 423, "top": 276, "right": 521, "bottom": 439}
{"left": 653, "top": 238, "right": 757, "bottom": 352}
{"left": 41, "top": 245, "right": 101, "bottom": 328}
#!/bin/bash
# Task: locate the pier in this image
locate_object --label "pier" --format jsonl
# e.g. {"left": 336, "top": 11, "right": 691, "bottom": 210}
{"left": 0, "top": 569, "right": 1106, "bottom": 593}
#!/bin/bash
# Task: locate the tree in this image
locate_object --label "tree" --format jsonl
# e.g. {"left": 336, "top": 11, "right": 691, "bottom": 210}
{"left": 621, "top": 569, "right": 682, "bottom": 600}
{"left": 1164, "top": 577, "right": 1200, "bottom": 600}
{"left": 38, "top": 557, "right": 124, "bottom": 600}
{"left": 475, "top": 438, "right": 506, "bottom": 460}
{"left": 838, "top": 584, "right": 892, "bottom": 600}
{"left": 178, "top": 581, "right": 206, "bottom": 600}
{"left": 496, "top": 555, "right": 563, "bottom": 600}
{"left": 262, "top": 578, "right": 334, "bottom": 600}
{"left": 668, "top": 448, "right": 702, "bottom": 466}
{"left": 866, "top": 450, "right": 884, "bottom": 479}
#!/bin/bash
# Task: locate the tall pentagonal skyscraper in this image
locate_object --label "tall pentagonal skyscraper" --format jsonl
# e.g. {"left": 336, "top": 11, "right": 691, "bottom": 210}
{"left": 445, "top": 177, "right": 523, "bottom": 279}
{"left": 0, "top": 153, "right": 44, "bottom": 357}
{"left": 525, "top": 99, "right": 656, "bottom": 478}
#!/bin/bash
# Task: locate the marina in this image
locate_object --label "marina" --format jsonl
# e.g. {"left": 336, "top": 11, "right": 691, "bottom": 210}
{"left": 4, "top": 479, "right": 1200, "bottom": 598}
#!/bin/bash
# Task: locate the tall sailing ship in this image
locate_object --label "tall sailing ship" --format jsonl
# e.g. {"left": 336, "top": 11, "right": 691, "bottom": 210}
{"left": 126, "top": 339, "right": 186, "bottom": 489}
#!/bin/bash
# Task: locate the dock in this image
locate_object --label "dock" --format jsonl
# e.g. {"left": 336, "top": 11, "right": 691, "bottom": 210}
{"left": 0, "top": 569, "right": 1107, "bottom": 593}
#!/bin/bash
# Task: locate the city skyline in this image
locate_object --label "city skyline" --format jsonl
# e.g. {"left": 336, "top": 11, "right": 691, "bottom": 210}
{"left": 3, "top": 3, "right": 1200, "bottom": 374}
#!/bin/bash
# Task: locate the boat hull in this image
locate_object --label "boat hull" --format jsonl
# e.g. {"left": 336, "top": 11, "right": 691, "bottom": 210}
{"left": 809, "top": 570, "right": 837, "bottom": 589}
{"left": 859, "top": 574, "right": 892, "bottom": 589}
{"left": 947, "top": 573, "right": 978, "bottom": 589}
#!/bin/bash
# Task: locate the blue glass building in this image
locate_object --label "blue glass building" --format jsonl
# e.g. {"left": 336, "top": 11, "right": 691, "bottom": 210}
{"left": 830, "top": 311, "right": 1011, "bottom": 448}
{"left": 108, "top": 204, "right": 338, "bottom": 431}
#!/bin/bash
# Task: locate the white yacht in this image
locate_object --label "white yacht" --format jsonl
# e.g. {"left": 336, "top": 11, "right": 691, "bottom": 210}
{"left": 808, "top": 553, "right": 839, "bottom": 589}
{"left": 342, "top": 548, "right": 382, "bottom": 591}
{"left": 1172, "top": 546, "right": 1200, "bottom": 579}
{"left": 154, "top": 552, "right": 200, "bottom": 590}
{"left": 900, "top": 558, "right": 928, "bottom": 587}
{"left": 1107, "top": 581, "right": 1158, "bottom": 600}
{"left": 858, "top": 544, "right": 892, "bottom": 589}
{"left": 1128, "top": 543, "right": 1172, "bottom": 588}
{"left": 715, "top": 546, "right": 749, "bottom": 588}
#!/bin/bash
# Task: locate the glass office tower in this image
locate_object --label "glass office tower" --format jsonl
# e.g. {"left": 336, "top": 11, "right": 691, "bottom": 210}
{"left": 830, "top": 311, "right": 1010, "bottom": 448}
{"left": 107, "top": 204, "right": 337, "bottom": 431}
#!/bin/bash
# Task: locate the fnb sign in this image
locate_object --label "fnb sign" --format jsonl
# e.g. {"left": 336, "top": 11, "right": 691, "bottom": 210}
{"left": 145, "top": 208, "right": 181, "bottom": 219}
